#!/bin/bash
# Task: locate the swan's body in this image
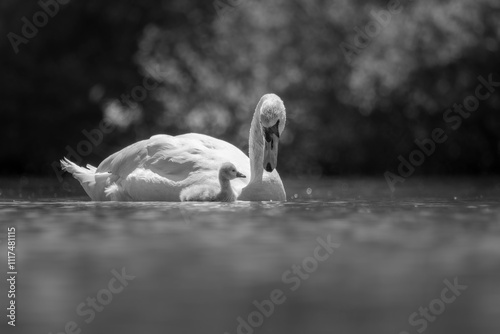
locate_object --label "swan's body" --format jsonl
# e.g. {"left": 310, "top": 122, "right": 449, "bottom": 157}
{"left": 61, "top": 94, "right": 287, "bottom": 202}
{"left": 180, "top": 162, "right": 246, "bottom": 202}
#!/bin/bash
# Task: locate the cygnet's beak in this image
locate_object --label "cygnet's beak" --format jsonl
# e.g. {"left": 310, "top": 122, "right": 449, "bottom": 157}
{"left": 263, "top": 122, "right": 280, "bottom": 172}
{"left": 236, "top": 171, "right": 246, "bottom": 178}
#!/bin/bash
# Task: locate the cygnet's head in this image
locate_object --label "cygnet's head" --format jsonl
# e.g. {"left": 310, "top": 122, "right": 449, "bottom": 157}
{"left": 219, "top": 162, "right": 246, "bottom": 180}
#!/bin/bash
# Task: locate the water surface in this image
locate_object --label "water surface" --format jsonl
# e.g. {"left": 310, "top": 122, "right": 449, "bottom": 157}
{"left": 0, "top": 177, "right": 499, "bottom": 334}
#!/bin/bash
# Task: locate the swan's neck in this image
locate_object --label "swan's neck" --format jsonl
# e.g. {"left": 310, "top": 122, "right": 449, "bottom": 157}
{"left": 248, "top": 101, "right": 264, "bottom": 184}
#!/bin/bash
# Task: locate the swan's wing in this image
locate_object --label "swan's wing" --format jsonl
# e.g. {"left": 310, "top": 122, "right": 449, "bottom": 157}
{"left": 96, "top": 134, "right": 250, "bottom": 186}
{"left": 96, "top": 135, "right": 201, "bottom": 180}
{"left": 143, "top": 135, "right": 205, "bottom": 182}
{"left": 96, "top": 139, "right": 150, "bottom": 177}
{"left": 176, "top": 133, "right": 251, "bottom": 176}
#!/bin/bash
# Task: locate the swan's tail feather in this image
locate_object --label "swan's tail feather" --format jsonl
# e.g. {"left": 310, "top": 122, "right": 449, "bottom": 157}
{"left": 61, "top": 158, "right": 95, "bottom": 185}
{"left": 60, "top": 158, "right": 109, "bottom": 201}
{"left": 86, "top": 164, "right": 97, "bottom": 172}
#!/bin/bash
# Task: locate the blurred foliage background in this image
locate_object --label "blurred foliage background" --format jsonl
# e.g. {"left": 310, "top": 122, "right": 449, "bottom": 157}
{"left": 1, "top": 0, "right": 499, "bottom": 179}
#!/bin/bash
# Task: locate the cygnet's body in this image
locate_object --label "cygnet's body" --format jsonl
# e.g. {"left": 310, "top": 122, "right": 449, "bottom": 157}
{"left": 180, "top": 162, "right": 246, "bottom": 202}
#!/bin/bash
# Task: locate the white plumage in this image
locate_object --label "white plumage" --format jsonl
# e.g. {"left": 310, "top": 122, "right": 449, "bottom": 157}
{"left": 61, "top": 94, "right": 287, "bottom": 201}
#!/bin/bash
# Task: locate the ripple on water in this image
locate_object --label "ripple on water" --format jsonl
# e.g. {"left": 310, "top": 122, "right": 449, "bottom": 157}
{"left": 0, "top": 178, "right": 499, "bottom": 333}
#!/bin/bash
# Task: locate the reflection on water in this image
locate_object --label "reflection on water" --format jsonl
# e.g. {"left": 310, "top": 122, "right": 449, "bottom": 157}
{"left": 0, "top": 177, "right": 499, "bottom": 334}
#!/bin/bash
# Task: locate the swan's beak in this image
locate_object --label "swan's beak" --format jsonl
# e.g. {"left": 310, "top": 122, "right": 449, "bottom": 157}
{"left": 263, "top": 133, "right": 279, "bottom": 173}
{"left": 236, "top": 171, "right": 246, "bottom": 178}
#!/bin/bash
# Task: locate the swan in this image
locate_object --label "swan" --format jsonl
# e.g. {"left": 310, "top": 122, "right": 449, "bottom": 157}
{"left": 60, "top": 93, "right": 287, "bottom": 201}
{"left": 180, "top": 162, "right": 246, "bottom": 202}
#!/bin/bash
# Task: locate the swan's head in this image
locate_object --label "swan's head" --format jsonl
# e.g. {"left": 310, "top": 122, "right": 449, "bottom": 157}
{"left": 219, "top": 162, "right": 246, "bottom": 180}
{"left": 259, "top": 94, "right": 286, "bottom": 172}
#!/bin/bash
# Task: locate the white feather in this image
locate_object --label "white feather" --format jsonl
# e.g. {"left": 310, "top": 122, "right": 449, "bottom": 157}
{"left": 61, "top": 94, "right": 287, "bottom": 201}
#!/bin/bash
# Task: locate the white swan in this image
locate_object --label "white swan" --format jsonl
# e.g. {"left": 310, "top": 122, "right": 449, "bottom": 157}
{"left": 180, "top": 162, "right": 246, "bottom": 202}
{"left": 61, "top": 93, "right": 287, "bottom": 201}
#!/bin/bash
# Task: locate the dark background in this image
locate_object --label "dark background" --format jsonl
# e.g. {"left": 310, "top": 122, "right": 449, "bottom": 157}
{"left": 1, "top": 0, "right": 499, "bottom": 180}
{"left": 1, "top": 3, "right": 499, "bottom": 334}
